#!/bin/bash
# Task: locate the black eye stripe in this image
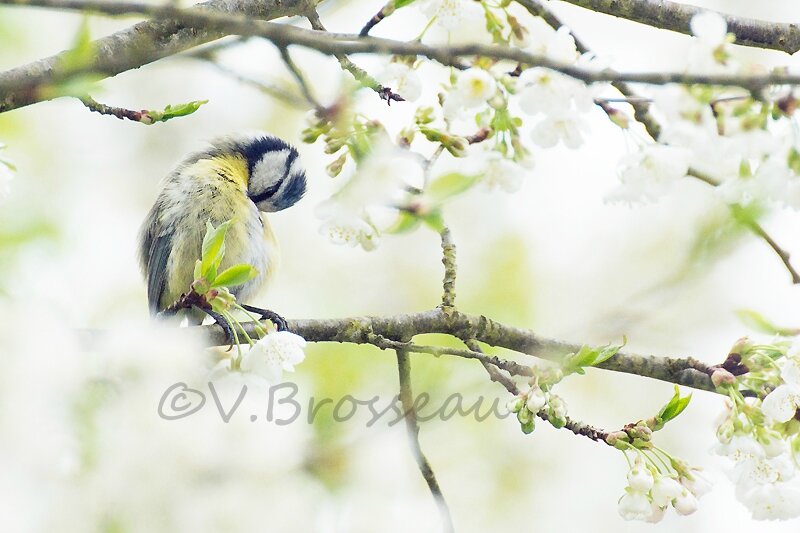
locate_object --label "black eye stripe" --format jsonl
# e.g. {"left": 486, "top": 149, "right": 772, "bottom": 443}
{"left": 249, "top": 180, "right": 283, "bottom": 205}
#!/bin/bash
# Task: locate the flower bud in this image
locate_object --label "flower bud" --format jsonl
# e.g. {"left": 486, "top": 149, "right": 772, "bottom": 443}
{"left": 651, "top": 476, "right": 682, "bottom": 506}
{"left": 628, "top": 424, "right": 652, "bottom": 441}
{"left": 517, "top": 406, "right": 533, "bottom": 424}
{"left": 506, "top": 396, "right": 524, "bottom": 414}
{"left": 716, "top": 420, "right": 734, "bottom": 444}
{"left": 679, "top": 470, "right": 712, "bottom": 497}
{"left": 525, "top": 388, "right": 546, "bottom": 413}
{"left": 520, "top": 418, "right": 535, "bottom": 434}
{"left": 672, "top": 490, "right": 698, "bottom": 515}
{"left": 627, "top": 465, "right": 654, "bottom": 493}
{"left": 711, "top": 368, "right": 736, "bottom": 387}
{"left": 618, "top": 491, "right": 652, "bottom": 521}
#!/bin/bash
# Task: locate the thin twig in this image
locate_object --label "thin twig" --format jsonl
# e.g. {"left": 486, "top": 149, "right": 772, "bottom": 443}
{"left": 359, "top": 0, "right": 394, "bottom": 37}
{"left": 277, "top": 45, "right": 323, "bottom": 109}
{"left": 466, "top": 340, "right": 612, "bottom": 443}
{"left": 465, "top": 339, "right": 519, "bottom": 395}
{"left": 439, "top": 227, "right": 457, "bottom": 308}
{"left": 306, "top": 8, "right": 404, "bottom": 104}
{"left": 395, "top": 349, "right": 455, "bottom": 533}
{"left": 738, "top": 214, "right": 800, "bottom": 285}
{"left": 184, "top": 52, "right": 309, "bottom": 109}
{"left": 79, "top": 95, "right": 148, "bottom": 122}
{"left": 369, "top": 334, "right": 534, "bottom": 377}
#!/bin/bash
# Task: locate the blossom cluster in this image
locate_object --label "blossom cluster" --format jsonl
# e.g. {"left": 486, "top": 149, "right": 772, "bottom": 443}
{"left": 714, "top": 339, "right": 800, "bottom": 520}
{"left": 617, "top": 455, "right": 709, "bottom": 521}
{"left": 303, "top": 3, "right": 602, "bottom": 250}
{"left": 506, "top": 381, "right": 568, "bottom": 434}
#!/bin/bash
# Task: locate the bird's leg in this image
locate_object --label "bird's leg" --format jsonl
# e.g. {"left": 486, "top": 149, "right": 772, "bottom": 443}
{"left": 240, "top": 304, "right": 289, "bottom": 332}
{"left": 192, "top": 304, "right": 235, "bottom": 351}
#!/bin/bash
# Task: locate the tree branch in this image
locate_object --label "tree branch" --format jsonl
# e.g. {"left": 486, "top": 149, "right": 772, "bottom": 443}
{"left": 186, "top": 308, "right": 722, "bottom": 393}
{"left": 7, "top": 0, "right": 800, "bottom": 115}
{"left": 0, "top": 0, "right": 306, "bottom": 113}
{"left": 557, "top": 0, "right": 800, "bottom": 55}
{"left": 395, "top": 349, "right": 455, "bottom": 533}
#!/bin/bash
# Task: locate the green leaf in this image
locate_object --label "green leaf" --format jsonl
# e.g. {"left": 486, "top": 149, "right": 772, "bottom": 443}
{"left": 39, "top": 73, "right": 103, "bottom": 100}
{"left": 736, "top": 309, "right": 798, "bottom": 336}
{"left": 200, "top": 220, "right": 231, "bottom": 280}
{"left": 563, "top": 340, "right": 624, "bottom": 375}
{"left": 142, "top": 100, "right": 208, "bottom": 125}
{"left": 421, "top": 210, "right": 445, "bottom": 232}
{"left": 657, "top": 385, "right": 692, "bottom": 426}
{"left": 394, "top": 0, "right": 417, "bottom": 8}
{"left": 570, "top": 345, "right": 598, "bottom": 368}
{"left": 593, "top": 340, "right": 624, "bottom": 365}
{"left": 60, "top": 17, "right": 95, "bottom": 72}
{"left": 426, "top": 172, "right": 480, "bottom": 204}
{"left": 212, "top": 264, "right": 259, "bottom": 288}
{"left": 385, "top": 211, "right": 422, "bottom": 234}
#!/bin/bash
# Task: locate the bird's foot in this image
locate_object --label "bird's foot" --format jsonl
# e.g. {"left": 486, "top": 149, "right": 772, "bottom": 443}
{"left": 193, "top": 305, "right": 235, "bottom": 351}
{"left": 241, "top": 304, "right": 289, "bottom": 332}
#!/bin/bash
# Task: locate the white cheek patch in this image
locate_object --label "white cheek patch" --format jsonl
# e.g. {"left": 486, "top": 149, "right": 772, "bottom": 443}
{"left": 276, "top": 155, "right": 303, "bottom": 196}
{"left": 251, "top": 149, "right": 290, "bottom": 194}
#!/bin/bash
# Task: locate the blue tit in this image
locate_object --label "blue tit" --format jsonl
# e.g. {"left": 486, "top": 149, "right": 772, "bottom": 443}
{"left": 138, "top": 134, "right": 307, "bottom": 321}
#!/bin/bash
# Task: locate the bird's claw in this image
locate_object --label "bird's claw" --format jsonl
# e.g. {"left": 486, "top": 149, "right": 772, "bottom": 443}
{"left": 241, "top": 304, "right": 289, "bottom": 332}
{"left": 194, "top": 305, "right": 235, "bottom": 351}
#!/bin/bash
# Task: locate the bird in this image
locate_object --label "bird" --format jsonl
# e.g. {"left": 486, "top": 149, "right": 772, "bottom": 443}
{"left": 138, "top": 134, "right": 307, "bottom": 330}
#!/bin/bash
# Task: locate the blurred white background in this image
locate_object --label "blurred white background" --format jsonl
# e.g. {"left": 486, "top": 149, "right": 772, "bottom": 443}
{"left": 2, "top": 0, "right": 800, "bottom": 531}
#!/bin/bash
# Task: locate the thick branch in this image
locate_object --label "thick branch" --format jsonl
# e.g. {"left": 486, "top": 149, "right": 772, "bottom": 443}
{"left": 6, "top": 0, "right": 800, "bottom": 115}
{"left": 0, "top": 0, "right": 306, "bottom": 113}
{"left": 558, "top": 0, "right": 800, "bottom": 55}
{"left": 192, "top": 308, "right": 720, "bottom": 393}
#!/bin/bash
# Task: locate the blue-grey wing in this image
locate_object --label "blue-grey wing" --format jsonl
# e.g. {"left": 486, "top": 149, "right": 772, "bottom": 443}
{"left": 139, "top": 205, "right": 174, "bottom": 315}
{"left": 146, "top": 229, "right": 174, "bottom": 314}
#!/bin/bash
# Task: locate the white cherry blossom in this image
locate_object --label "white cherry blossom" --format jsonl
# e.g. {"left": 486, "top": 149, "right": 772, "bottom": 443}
{"left": 618, "top": 490, "right": 652, "bottom": 520}
{"left": 761, "top": 359, "right": 800, "bottom": 422}
{"left": 240, "top": 331, "right": 307, "bottom": 383}
{"left": 455, "top": 68, "right": 497, "bottom": 108}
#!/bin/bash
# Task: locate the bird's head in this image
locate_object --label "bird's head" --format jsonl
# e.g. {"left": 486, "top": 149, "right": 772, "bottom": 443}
{"left": 208, "top": 134, "right": 307, "bottom": 212}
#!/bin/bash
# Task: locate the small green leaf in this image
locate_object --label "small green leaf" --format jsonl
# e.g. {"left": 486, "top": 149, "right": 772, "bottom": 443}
{"left": 60, "top": 18, "right": 95, "bottom": 72}
{"left": 212, "top": 264, "right": 259, "bottom": 288}
{"left": 593, "top": 341, "right": 624, "bottom": 366}
{"left": 421, "top": 210, "right": 445, "bottom": 232}
{"left": 394, "top": 0, "right": 417, "bottom": 8}
{"left": 142, "top": 100, "right": 208, "bottom": 124}
{"left": 736, "top": 309, "right": 798, "bottom": 336}
{"left": 570, "top": 345, "right": 597, "bottom": 368}
{"left": 426, "top": 172, "right": 480, "bottom": 204}
{"left": 657, "top": 385, "right": 692, "bottom": 426}
{"left": 385, "top": 211, "right": 422, "bottom": 234}
{"left": 200, "top": 220, "right": 231, "bottom": 280}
